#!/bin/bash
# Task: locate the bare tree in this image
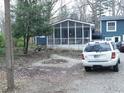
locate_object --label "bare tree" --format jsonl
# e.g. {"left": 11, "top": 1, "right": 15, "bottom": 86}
{"left": 112, "top": 0, "right": 116, "bottom": 16}
{"left": 59, "top": 5, "right": 70, "bottom": 20}
{"left": 86, "top": 0, "right": 113, "bottom": 31}
{"left": 115, "top": 0, "right": 124, "bottom": 16}
{"left": 87, "top": 0, "right": 99, "bottom": 31}
{"left": 75, "top": 0, "right": 87, "bottom": 21}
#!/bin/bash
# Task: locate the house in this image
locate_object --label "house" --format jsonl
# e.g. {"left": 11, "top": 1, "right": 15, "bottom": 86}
{"left": 100, "top": 16, "right": 124, "bottom": 42}
{"left": 47, "top": 19, "right": 94, "bottom": 50}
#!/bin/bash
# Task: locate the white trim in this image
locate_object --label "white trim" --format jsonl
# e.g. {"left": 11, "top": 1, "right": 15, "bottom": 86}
{"left": 100, "top": 20, "right": 102, "bottom": 32}
{"left": 106, "top": 21, "right": 117, "bottom": 32}
{"left": 52, "top": 19, "right": 94, "bottom": 26}
{"left": 105, "top": 36, "right": 121, "bottom": 42}
{"left": 47, "top": 44, "right": 85, "bottom": 50}
{"left": 90, "top": 26, "right": 92, "bottom": 41}
{"left": 105, "top": 37, "right": 113, "bottom": 41}
{"left": 123, "top": 35, "right": 124, "bottom": 41}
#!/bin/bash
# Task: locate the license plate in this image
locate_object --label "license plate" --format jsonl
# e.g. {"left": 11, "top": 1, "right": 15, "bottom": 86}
{"left": 94, "top": 55, "right": 100, "bottom": 58}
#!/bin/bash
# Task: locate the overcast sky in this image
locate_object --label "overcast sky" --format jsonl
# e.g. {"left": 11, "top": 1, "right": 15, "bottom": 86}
{"left": 0, "top": 0, "right": 4, "bottom": 12}
{"left": 0, "top": 0, "right": 74, "bottom": 18}
{"left": 0, "top": 0, "right": 15, "bottom": 12}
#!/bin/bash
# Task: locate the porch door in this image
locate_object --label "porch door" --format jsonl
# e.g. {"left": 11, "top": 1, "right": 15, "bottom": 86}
{"left": 114, "top": 36, "right": 121, "bottom": 42}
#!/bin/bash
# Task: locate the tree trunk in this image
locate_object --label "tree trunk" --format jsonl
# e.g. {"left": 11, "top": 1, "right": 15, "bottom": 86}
{"left": 23, "top": 23, "right": 30, "bottom": 54}
{"left": 112, "top": 0, "right": 115, "bottom": 16}
{"left": 23, "top": 19, "right": 30, "bottom": 54}
{"left": 4, "top": 0, "right": 15, "bottom": 91}
{"left": 25, "top": 35, "right": 29, "bottom": 54}
{"left": 23, "top": 34, "right": 29, "bottom": 54}
{"left": 23, "top": 34, "right": 26, "bottom": 53}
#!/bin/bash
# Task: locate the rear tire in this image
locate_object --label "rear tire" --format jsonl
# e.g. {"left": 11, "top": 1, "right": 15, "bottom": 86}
{"left": 113, "top": 64, "right": 119, "bottom": 72}
{"left": 85, "top": 67, "right": 91, "bottom": 72}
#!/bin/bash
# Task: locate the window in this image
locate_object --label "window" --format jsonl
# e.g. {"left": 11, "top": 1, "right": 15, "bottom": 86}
{"left": 84, "top": 43, "right": 111, "bottom": 52}
{"left": 55, "top": 28, "right": 60, "bottom": 38}
{"left": 62, "top": 21, "right": 67, "bottom": 28}
{"left": 69, "top": 28, "right": 75, "bottom": 38}
{"left": 62, "top": 28, "right": 68, "bottom": 38}
{"left": 55, "top": 24, "right": 60, "bottom": 28}
{"left": 69, "top": 21, "right": 75, "bottom": 28}
{"left": 76, "top": 23, "right": 82, "bottom": 28}
{"left": 107, "top": 21, "right": 117, "bottom": 32}
{"left": 84, "top": 27, "right": 90, "bottom": 37}
{"left": 62, "top": 28, "right": 68, "bottom": 44}
{"left": 76, "top": 28, "right": 82, "bottom": 38}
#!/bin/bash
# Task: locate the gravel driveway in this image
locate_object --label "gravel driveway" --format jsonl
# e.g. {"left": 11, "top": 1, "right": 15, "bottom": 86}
{"left": 1, "top": 52, "right": 124, "bottom": 93}
{"left": 67, "top": 53, "right": 124, "bottom": 93}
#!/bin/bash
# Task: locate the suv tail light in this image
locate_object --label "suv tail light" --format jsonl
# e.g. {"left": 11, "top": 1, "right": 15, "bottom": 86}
{"left": 81, "top": 54, "right": 85, "bottom": 60}
{"left": 111, "top": 52, "right": 116, "bottom": 59}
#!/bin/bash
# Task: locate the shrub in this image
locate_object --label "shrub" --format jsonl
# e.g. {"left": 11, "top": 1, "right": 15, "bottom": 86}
{"left": 0, "top": 48, "right": 5, "bottom": 55}
{"left": 15, "top": 37, "right": 24, "bottom": 47}
{"left": 0, "top": 33, "right": 5, "bottom": 48}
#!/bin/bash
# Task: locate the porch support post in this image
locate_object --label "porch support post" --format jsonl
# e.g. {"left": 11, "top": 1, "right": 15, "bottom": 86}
{"left": 68, "top": 21, "right": 69, "bottom": 45}
{"left": 53, "top": 27, "right": 55, "bottom": 45}
{"left": 47, "top": 36, "right": 48, "bottom": 46}
{"left": 90, "top": 25, "right": 92, "bottom": 41}
{"left": 82, "top": 24, "right": 84, "bottom": 44}
{"left": 75, "top": 22, "right": 76, "bottom": 44}
{"left": 60, "top": 23, "right": 62, "bottom": 45}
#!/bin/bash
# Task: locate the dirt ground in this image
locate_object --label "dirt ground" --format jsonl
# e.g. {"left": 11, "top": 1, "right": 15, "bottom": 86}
{"left": 0, "top": 49, "right": 83, "bottom": 93}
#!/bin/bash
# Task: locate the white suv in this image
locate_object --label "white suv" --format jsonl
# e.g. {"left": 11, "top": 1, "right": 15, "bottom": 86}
{"left": 82, "top": 41, "right": 120, "bottom": 72}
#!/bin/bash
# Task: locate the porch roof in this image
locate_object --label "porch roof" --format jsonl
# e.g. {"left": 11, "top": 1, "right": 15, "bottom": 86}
{"left": 52, "top": 19, "right": 94, "bottom": 26}
{"left": 101, "top": 16, "right": 124, "bottom": 21}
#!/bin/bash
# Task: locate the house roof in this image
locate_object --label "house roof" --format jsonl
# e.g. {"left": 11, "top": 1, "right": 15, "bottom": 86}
{"left": 101, "top": 16, "right": 124, "bottom": 21}
{"left": 52, "top": 19, "right": 94, "bottom": 26}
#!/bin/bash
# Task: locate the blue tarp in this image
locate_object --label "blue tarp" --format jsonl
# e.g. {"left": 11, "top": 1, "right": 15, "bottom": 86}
{"left": 37, "top": 36, "right": 47, "bottom": 45}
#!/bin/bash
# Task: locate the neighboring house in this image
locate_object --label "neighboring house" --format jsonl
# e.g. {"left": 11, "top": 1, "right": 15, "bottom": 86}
{"left": 100, "top": 16, "right": 124, "bottom": 42}
{"left": 47, "top": 19, "right": 94, "bottom": 50}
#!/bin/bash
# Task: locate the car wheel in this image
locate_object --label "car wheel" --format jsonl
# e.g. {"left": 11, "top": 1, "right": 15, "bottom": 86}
{"left": 113, "top": 64, "right": 119, "bottom": 72}
{"left": 85, "top": 67, "right": 91, "bottom": 72}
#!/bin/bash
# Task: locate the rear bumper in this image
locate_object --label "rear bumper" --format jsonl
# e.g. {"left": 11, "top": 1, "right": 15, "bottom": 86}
{"left": 82, "top": 59, "right": 118, "bottom": 67}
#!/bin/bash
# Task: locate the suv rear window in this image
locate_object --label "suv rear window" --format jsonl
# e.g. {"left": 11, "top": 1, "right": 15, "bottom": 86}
{"left": 84, "top": 42, "right": 111, "bottom": 52}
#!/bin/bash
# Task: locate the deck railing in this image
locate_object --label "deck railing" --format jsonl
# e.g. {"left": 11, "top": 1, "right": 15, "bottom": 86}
{"left": 48, "top": 38, "right": 90, "bottom": 45}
